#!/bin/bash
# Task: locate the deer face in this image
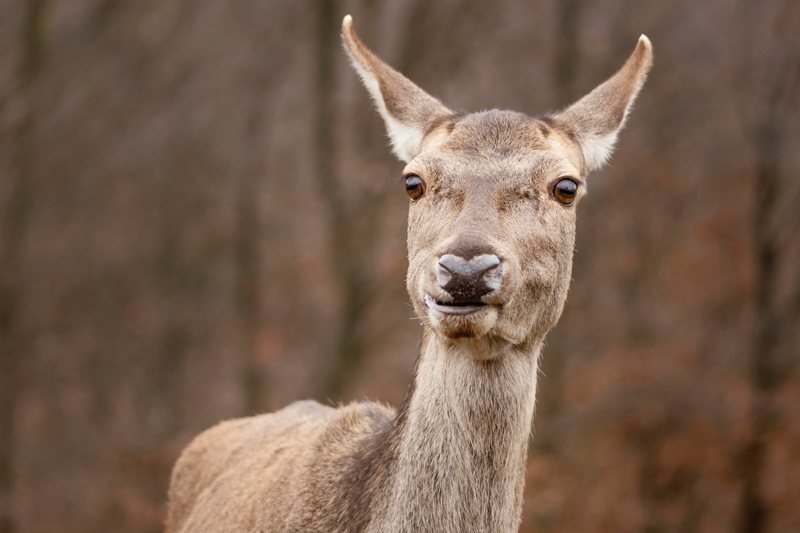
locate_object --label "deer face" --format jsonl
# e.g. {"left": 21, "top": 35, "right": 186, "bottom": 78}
{"left": 343, "top": 16, "right": 652, "bottom": 352}
{"left": 403, "top": 112, "right": 586, "bottom": 344}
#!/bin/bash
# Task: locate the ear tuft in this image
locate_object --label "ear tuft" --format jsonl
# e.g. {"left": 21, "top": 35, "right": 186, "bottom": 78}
{"left": 638, "top": 34, "right": 653, "bottom": 55}
{"left": 342, "top": 16, "right": 452, "bottom": 162}
{"left": 555, "top": 35, "right": 653, "bottom": 173}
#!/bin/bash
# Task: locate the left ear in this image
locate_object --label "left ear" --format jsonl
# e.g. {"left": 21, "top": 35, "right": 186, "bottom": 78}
{"left": 554, "top": 35, "right": 653, "bottom": 173}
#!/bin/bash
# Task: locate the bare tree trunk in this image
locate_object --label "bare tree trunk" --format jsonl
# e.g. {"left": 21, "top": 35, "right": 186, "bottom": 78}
{"left": 553, "top": 0, "right": 581, "bottom": 102}
{"left": 237, "top": 126, "right": 264, "bottom": 415}
{"left": 313, "top": 0, "right": 370, "bottom": 402}
{"left": 740, "top": 117, "right": 782, "bottom": 533}
{"left": 736, "top": 3, "right": 800, "bottom": 531}
{"left": 0, "top": 2, "right": 47, "bottom": 531}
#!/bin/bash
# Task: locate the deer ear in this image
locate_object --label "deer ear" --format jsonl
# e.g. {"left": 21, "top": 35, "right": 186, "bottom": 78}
{"left": 554, "top": 35, "right": 653, "bottom": 173}
{"left": 342, "top": 15, "right": 453, "bottom": 163}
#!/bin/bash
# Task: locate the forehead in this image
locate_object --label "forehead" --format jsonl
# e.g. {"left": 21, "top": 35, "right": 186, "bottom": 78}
{"left": 416, "top": 110, "right": 581, "bottom": 184}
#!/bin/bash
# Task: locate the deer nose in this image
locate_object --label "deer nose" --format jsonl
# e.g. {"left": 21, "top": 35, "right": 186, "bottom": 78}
{"left": 436, "top": 254, "right": 503, "bottom": 302}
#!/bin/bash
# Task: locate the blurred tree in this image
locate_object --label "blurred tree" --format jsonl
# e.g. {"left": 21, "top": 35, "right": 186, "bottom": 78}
{"left": 0, "top": 2, "right": 47, "bottom": 532}
{"left": 0, "top": 1, "right": 798, "bottom": 532}
{"left": 733, "top": 1, "right": 800, "bottom": 532}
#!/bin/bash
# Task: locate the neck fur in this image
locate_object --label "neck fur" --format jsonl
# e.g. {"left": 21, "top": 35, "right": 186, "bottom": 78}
{"left": 367, "top": 329, "right": 541, "bottom": 533}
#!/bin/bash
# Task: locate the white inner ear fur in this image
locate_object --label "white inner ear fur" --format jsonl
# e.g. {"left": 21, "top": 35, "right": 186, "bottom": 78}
{"left": 574, "top": 94, "right": 638, "bottom": 172}
{"left": 577, "top": 129, "right": 620, "bottom": 171}
{"left": 345, "top": 52, "right": 425, "bottom": 163}
{"left": 560, "top": 34, "right": 652, "bottom": 173}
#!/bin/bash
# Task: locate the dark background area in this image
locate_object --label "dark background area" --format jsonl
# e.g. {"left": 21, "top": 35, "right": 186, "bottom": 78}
{"left": 1, "top": 0, "right": 799, "bottom": 532}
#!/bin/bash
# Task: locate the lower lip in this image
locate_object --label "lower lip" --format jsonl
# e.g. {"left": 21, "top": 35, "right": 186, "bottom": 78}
{"left": 424, "top": 294, "right": 485, "bottom": 315}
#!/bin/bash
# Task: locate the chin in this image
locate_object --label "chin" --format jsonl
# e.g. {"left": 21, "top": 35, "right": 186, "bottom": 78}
{"left": 426, "top": 301, "right": 499, "bottom": 342}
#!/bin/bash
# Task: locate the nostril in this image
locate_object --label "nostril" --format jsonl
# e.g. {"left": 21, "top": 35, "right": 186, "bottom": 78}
{"left": 435, "top": 262, "right": 453, "bottom": 288}
{"left": 483, "top": 264, "right": 504, "bottom": 291}
{"left": 436, "top": 254, "right": 504, "bottom": 301}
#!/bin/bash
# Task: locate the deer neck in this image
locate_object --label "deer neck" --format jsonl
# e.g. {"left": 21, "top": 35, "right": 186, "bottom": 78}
{"left": 370, "top": 329, "right": 541, "bottom": 533}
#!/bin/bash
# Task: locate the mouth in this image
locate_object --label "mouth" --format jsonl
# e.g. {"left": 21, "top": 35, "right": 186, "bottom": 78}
{"left": 424, "top": 294, "right": 487, "bottom": 315}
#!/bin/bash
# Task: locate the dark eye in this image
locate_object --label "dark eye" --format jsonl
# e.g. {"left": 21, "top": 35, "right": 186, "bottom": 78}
{"left": 405, "top": 175, "right": 425, "bottom": 201}
{"left": 553, "top": 178, "right": 578, "bottom": 206}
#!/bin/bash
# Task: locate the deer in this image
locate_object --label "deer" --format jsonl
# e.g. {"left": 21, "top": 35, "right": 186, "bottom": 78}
{"left": 164, "top": 15, "right": 652, "bottom": 533}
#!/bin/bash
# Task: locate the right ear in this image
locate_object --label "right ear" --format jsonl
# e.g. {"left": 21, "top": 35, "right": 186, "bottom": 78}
{"left": 342, "top": 15, "right": 453, "bottom": 163}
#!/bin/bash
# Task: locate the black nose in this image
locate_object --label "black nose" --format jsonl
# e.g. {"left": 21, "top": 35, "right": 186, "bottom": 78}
{"left": 436, "top": 254, "right": 503, "bottom": 302}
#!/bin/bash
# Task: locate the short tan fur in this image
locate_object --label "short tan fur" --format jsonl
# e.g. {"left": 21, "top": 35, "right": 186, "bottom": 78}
{"left": 165, "top": 15, "right": 652, "bottom": 533}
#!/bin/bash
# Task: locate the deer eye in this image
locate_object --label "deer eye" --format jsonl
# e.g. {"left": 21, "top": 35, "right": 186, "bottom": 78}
{"left": 553, "top": 178, "right": 578, "bottom": 206}
{"left": 405, "top": 175, "right": 425, "bottom": 201}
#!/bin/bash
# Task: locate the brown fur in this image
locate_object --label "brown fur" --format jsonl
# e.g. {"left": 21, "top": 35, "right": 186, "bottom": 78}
{"left": 164, "top": 16, "right": 652, "bottom": 533}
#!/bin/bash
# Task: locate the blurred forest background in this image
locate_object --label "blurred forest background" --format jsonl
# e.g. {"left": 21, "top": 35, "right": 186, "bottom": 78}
{"left": 1, "top": 0, "right": 799, "bottom": 532}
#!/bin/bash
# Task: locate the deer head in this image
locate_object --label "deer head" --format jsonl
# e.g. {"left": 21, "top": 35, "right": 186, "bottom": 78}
{"left": 343, "top": 16, "right": 652, "bottom": 358}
